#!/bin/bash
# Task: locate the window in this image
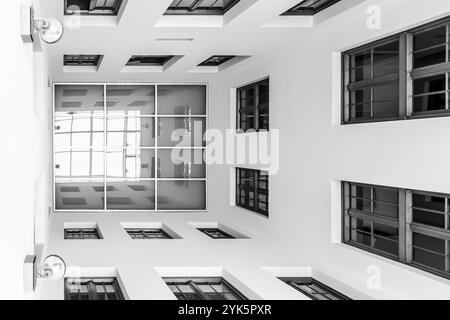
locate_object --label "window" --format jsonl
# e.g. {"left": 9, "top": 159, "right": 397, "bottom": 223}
{"left": 198, "top": 55, "right": 236, "bottom": 67}
{"left": 342, "top": 182, "right": 450, "bottom": 279}
{"left": 282, "top": 0, "right": 341, "bottom": 16}
{"left": 343, "top": 17, "right": 450, "bottom": 124}
{"left": 64, "top": 228, "right": 102, "bottom": 239}
{"left": 64, "top": 55, "right": 103, "bottom": 67}
{"left": 237, "top": 79, "right": 269, "bottom": 132}
{"left": 236, "top": 168, "right": 269, "bottom": 217}
{"left": 280, "top": 278, "right": 350, "bottom": 300}
{"left": 54, "top": 84, "right": 207, "bottom": 212}
{"left": 164, "top": 277, "right": 247, "bottom": 300}
{"left": 165, "top": 0, "right": 240, "bottom": 15}
{"left": 126, "top": 228, "right": 172, "bottom": 239}
{"left": 65, "top": 0, "right": 124, "bottom": 15}
{"left": 198, "top": 228, "right": 234, "bottom": 239}
{"left": 65, "top": 278, "right": 124, "bottom": 300}
{"left": 126, "top": 55, "right": 174, "bottom": 67}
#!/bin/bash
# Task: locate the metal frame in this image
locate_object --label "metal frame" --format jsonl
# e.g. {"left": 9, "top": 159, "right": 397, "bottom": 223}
{"left": 342, "top": 16, "right": 450, "bottom": 124}
{"left": 280, "top": 277, "right": 350, "bottom": 300}
{"left": 64, "top": 0, "right": 124, "bottom": 16}
{"left": 164, "top": 0, "right": 241, "bottom": 16}
{"left": 198, "top": 228, "right": 234, "bottom": 239}
{"left": 53, "top": 82, "right": 209, "bottom": 214}
{"left": 126, "top": 55, "right": 175, "bottom": 67}
{"left": 235, "top": 167, "right": 269, "bottom": 217}
{"left": 163, "top": 277, "right": 247, "bottom": 300}
{"left": 281, "top": 0, "right": 341, "bottom": 16}
{"left": 64, "top": 277, "right": 125, "bottom": 300}
{"left": 64, "top": 54, "right": 103, "bottom": 67}
{"left": 125, "top": 228, "right": 172, "bottom": 239}
{"left": 342, "top": 181, "right": 450, "bottom": 279}
{"left": 198, "top": 55, "right": 236, "bottom": 67}
{"left": 236, "top": 78, "right": 270, "bottom": 132}
{"left": 64, "top": 228, "right": 102, "bottom": 239}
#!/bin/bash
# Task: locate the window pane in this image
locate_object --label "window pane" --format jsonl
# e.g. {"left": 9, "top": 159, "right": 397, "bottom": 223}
{"left": 106, "top": 85, "right": 155, "bottom": 116}
{"left": 56, "top": 182, "right": 104, "bottom": 210}
{"left": 413, "top": 46, "right": 446, "bottom": 69}
{"left": 158, "top": 85, "right": 206, "bottom": 115}
{"left": 413, "top": 74, "right": 446, "bottom": 95}
{"left": 106, "top": 181, "right": 155, "bottom": 210}
{"left": 413, "top": 94, "right": 446, "bottom": 113}
{"left": 55, "top": 85, "right": 104, "bottom": 115}
{"left": 158, "top": 149, "right": 205, "bottom": 178}
{"left": 414, "top": 233, "right": 446, "bottom": 254}
{"left": 158, "top": 117, "right": 206, "bottom": 147}
{"left": 157, "top": 181, "right": 206, "bottom": 210}
{"left": 106, "top": 149, "right": 154, "bottom": 179}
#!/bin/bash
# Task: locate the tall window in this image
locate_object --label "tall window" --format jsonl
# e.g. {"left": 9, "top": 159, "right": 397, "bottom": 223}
{"left": 54, "top": 84, "right": 207, "bottom": 212}
{"left": 65, "top": 0, "right": 123, "bottom": 15}
{"left": 65, "top": 278, "right": 124, "bottom": 300}
{"left": 343, "top": 17, "right": 450, "bottom": 124}
{"left": 236, "top": 168, "right": 269, "bottom": 217}
{"left": 164, "top": 277, "right": 247, "bottom": 300}
{"left": 237, "top": 79, "right": 269, "bottom": 132}
{"left": 342, "top": 182, "right": 450, "bottom": 279}
{"left": 165, "top": 0, "right": 240, "bottom": 15}
{"left": 280, "top": 278, "right": 350, "bottom": 300}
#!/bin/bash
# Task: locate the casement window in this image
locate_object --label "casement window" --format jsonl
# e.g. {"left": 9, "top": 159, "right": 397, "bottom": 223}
{"left": 164, "top": 277, "right": 247, "bottom": 300}
{"left": 126, "top": 55, "right": 174, "bottom": 67}
{"left": 198, "top": 228, "right": 234, "bottom": 239}
{"left": 282, "top": 0, "right": 341, "bottom": 16}
{"left": 64, "top": 228, "right": 102, "bottom": 239}
{"left": 236, "top": 168, "right": 269, "bottom": 217}
{"left": 343, "top": 17, "right": 450, "bottom": 124}
{"left": 64, "top": 55, "right": 103, "bottom": 67}
{"left": 54, "top": 84, "right": 207, "bottom": 212}
{"left": 65, "top": 0, "right": 123, "bottom": 15}
{"left": 65, "top": 278, "right": 125, "bottom": 300}
{"left": 280, "top": 277, "right": 350, "bottom": 300}
{"left": 342, "top": 181, "right": 450, "bottom": 279}
{"left": 198, "top": 55, "right": 235, "bottom": 67}
{"left": 126, "top": 228, "right": 172, "bottom": 239}
{"left": 165, "top": 0, "right": 240, "bottom": 15}
{"left": 237, "top": 79, "right": 269, "bottom": 132}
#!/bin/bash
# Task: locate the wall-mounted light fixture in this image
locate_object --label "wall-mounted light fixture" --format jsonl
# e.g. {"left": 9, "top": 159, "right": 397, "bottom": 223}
{"left": 21, "top": 4, "right": 64, "bottom": 44}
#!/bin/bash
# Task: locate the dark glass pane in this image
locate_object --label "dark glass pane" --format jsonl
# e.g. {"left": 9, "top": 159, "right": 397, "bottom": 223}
{"left": 413, "top": 75, "right": 446, "bottom": 95}
{"left": 413, "top": 193, "right": 445, "bottom": 212}
{"left": 373, "top": 223, "right": 398, "bottom": 240}
{"left": 373, "top": 202, "right": 398, "bottom": 218}
{"left": 413, "top": 233, "right": 446, "bottom": 254}
{"left": 352, "top": 51, "right": 371, "bottom": 68}
{"left": 373, "top": 58, "right": 399, "bottom": 77}
{"left": 351, "top": 198, "right": 371, "bottom": 212}
{"left": 373, "top": 100, "right": 399, "bottom": 118}
{"left": 413, "top": 45, "right": 446, "bottom": 69}
{"left": 373, "top": 41, "right": 399, "bottom": 63}
{"left": 373, "top": 187, "right": 398, "bottom": 204}
{"left": 373, "top": 83, "right": 398, "bottom": 102}
{"left": 349, "top": 103, "right": 371, "bottom": 120}
{"left": 355, "top": 218, "right": 371, "bottom": 233}
{"left": 351, "top": 184, "right": 371, "bottom": 199}
{"left": 413, "top": 94, "right": 446, "bottom": 113}
{"left": 350, "top": 88, "right": 371, "bottom": 105}
{"left": 413, "top": 26, "right": 446, "bottom": 52}
{"left": 413, "top": 209, "right": 446, "bottom": 229}
{"left": 355, "top": 231, "right": 372, "bottom": 246}
{"left": 373, "top": 236, "right": 398, "bottom": 256}
{"left": 413, "top": 248, "right": 446, "bottom": 271}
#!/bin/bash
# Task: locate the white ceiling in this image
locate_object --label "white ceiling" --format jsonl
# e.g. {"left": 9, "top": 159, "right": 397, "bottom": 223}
{"left": 36, "top": 0, "right": 346, "bottom": 83}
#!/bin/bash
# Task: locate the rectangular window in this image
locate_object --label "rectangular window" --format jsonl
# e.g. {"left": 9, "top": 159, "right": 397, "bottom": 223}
{"left": 126, "top": 55, "right": 174, "bottom": 67}
{"left": 282, "top": 0, "right": 341, "bottom": 16}
{"left": 237, "top": 78, "right": 269, "bottom": 132}
{"left": 236, "top": 168, "right": 269, "bottom": 217}
{"left": 198, "top": 228, "right": 234, "bottom": 239}
{"left": 65, "top": 278, "right": 124, "bottom": 300}
{"left": 198, "top": 55, "right": 236, "bottom": 67}
{"left": 343, "top": 17, "right": 450, "bottom": 124}
{"left": 54, "top": 84, "right": 207, "bottom": 212}
{"left": 65, "top": 0, "right": 124, "bottom": 16}
{"left": 280, "top": 277, "right": 350, "bottom": 300}
{"left": 342, "top": 182, "right": 450, "bottom": 279}
{"left": 165, "top": 0, "right": 240, "bottom": 15}
{"left": 64, "top": 55, "right": 103, "bottom": 67}
{"left": 64, "top": 228, "right": 102, "bottom": 239}
{"left": 164, "top": 277, "right": 247, "bottom": 300}
{"left": 126, "top": 228, "right": 172, "bottom": 239}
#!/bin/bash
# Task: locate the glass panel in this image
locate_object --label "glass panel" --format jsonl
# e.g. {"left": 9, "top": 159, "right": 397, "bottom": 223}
{"left": 373, "top": 187, "right": 398, "bottom": 204}
{"left": 349, "top": 103, "right": 371, "bottom": 120}
{"left": 55, "top": 182, "right": 104, "bottom": 210}
{"left": 157, "top": 85, "right": 206, "bottom": 115}
{"left": 413, "top": 247, "right": 446, "bottom": 271}
{"left": 414, "top": 233, "right": 446, "bottom": 254}
{"left": 55, "top": 85, "right": 104, "bottom": 115}
{"left": 55, "top": 150, "right": 104, "bottom": 179}
{"left": 106, "top": 181, "right": 155, "bottom": 210}
{"left": 350, "top": 88, "right": 371, "bottom": 105}
{"left": 373, "top": 41, "right": 399, "bottom": 64}
{"left": 158, "top": 149, "right": 205, "bottom": 178}
{"left": 106, "top": 85, "right": 155, "bottom": 115}
{"left": 107, "top": 117, "right": 155, "bottom": 148}
{"left": 106, "top": 149, "right": 154, "bottom": 178}
{"left": 414, "top": 26, "right": 447, "bottom": 52}
{"left": 413, "top": 45, "right": 446, "bottom": 69}
{"left": 413, "top": 94, "right": 446, "bottom": 113}
{"left": 158, "top": 117, "right": 206, "bottom": 147}
{"left": 413, "top": 74, "right": 446, "bottom": 95}
{"left": 157, "top": 181, "right": 206, "bottom": 210}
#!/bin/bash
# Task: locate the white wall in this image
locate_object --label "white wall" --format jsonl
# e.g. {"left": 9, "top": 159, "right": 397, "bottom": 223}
{"left": 209, "top": 0, "right": 450, "bottom": 300}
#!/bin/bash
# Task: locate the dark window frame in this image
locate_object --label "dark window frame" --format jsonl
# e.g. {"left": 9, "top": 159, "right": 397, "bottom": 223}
{"left": 64, "top": 277, "right": 125, "bottom": 300}
{"left": 342, "top": 181, "right": 450, "bottom": 279}
{"left": 164, "top": 0, "right": 240, "bottom": 16}
{"left": 198, "top": 55, "right": 236, "bottom": 67}
{"left": 282, "top": 0, "right": 341, "bottom": 16}
{"left": 164, "top": 277, "right": 247, "bottom": 300}
{"left": 126, "top": 55, "right": 174, "bottom": 67}
{"left": 236, "top": 78, "right": 269, "bottom": 132}
{"left": 342, "top": 16, "right": 450, "bottom": 124}
{"left": 198, "top": 228, "right": 234, "bottom": 239}
{"left": 125, "top": 228, "right": 172, "bottom": 239}
{"left": 64, "top": 55, "right": 103, "bottom": 67}
{"left": 280, "top": 277, "right": 351, "bottom": 300}
{"left": 64, "top": 228, "right": 102, "bottom": 240}
{"left": 65, "top": 0, "right": 124, "bottom": 16}
{"left": 236, "top": 167, "right": 269, "bottom": 217}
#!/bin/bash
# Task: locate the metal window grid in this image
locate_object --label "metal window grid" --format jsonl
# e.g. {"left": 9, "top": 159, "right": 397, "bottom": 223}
{"left": 280, "top": 277, "right": 351, "bottom": 300}
{"left": 65, "top": 277, "right": 124, "bottom": 300}
{"left": 165, "top": 0, "right": 241, "bottom": 16}
{"left": 126, "top": 228, "right": 172, "bottom": 239}
{"left": 64, "top": 228, "right": 102, "bottom": 239}
{"left": 198, "top": 228, "right": 234, "bottom": 239}
{"left": 282, "top": 0, "right": 341, "bottom": 16}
